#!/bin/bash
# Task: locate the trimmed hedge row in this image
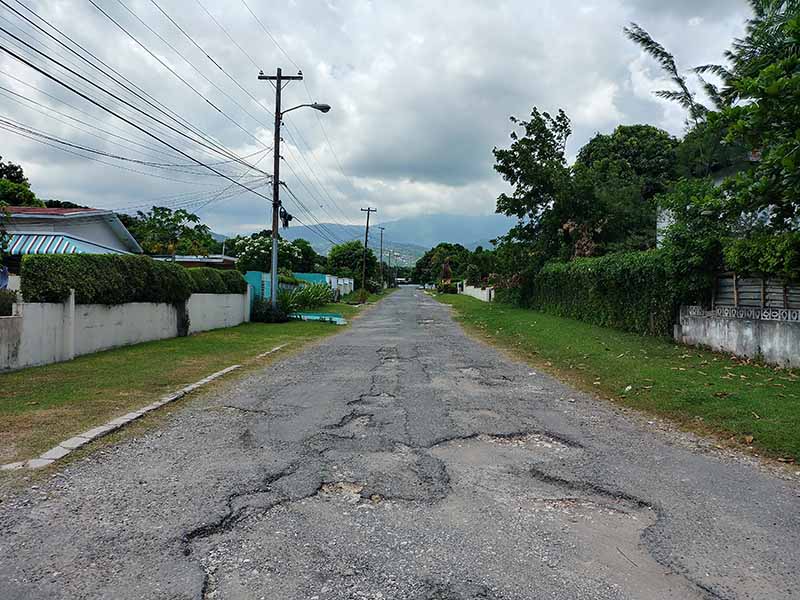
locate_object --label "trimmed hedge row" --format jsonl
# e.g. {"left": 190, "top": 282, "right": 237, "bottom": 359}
{"left": 220, "top": 269, "right": 248, "bottom": 294}
{"left": 525, "top": 251, "right": 683, "bottom": 337}
{"left": 186, "top": 267, "right": 226, "bottom": 294}
{"left": 21, "top": 256, "right": 251, "bottom": 305}
{"left": 185, "top": 267, "right": 248, "bottom": 294}
{"left": 21, "top": 255, "right": 193, "bottom": 305}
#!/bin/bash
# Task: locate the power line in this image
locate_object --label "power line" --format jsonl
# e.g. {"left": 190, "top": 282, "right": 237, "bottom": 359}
{"left": 2, "top": 0, "right": 267, "bottom": 170}
{"left": 147, "top": 0, "right": 275, "bottom": 120}
{"left": 0, "top": 43, "right": 279, "bottom": 205}
{"left": 94, "top": 0, "right": 273, "bottom": 152}
{"left": 3, "top": 0, "right": 227, "bottom": 159}
{"left": 232, "top": 0, "right": 359, "bottom": 225}
{"left": 0, "top": 115, "right": 262, "bottom": 177}
{"left": 0, "top": 25, "right": 270, "bottom": 177}
{"left": 238, "top": 0, "right": 301, "bottom": 72}
{"left": 193, "top": 0, "right": 260, "bottom": 71}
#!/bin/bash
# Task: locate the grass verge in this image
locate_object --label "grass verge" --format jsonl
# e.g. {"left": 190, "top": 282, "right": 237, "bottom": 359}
{"left": 342, "top": 287, "right": 398, "bottom": 305}
{"left": 0, "top": 301, "right": 361, "bottom": 464}
{"left": 435, "top": 294, "right": 800, "bottom": 462}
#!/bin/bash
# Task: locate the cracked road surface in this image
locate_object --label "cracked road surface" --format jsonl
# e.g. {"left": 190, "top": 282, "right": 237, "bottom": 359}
{"left": 1, "top": 288, "right": 798, "bottom": 599}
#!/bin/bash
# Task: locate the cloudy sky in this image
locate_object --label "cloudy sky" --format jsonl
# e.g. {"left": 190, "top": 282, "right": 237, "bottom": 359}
{"left": 0, "top": 0, "right": 751, "bottom": 238}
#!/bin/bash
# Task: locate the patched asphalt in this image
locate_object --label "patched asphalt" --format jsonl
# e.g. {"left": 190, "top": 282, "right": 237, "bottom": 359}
{"left": 0, "top": 287, "right": 798, "bottom": 599}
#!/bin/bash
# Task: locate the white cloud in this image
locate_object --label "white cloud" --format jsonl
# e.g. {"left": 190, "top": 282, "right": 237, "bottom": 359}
{"left": 0, "top": 0, "right": 751, "bottom": 237}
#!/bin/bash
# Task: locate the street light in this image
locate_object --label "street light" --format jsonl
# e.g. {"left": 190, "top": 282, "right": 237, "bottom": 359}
{"left": 258, "top": 68, "right": 331, "bottom": 312}
{"left": 282, "top": 102, "right": 331, "bottom": 116}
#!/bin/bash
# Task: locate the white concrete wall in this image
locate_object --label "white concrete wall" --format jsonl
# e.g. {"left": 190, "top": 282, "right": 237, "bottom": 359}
{"left": 460, "top": 285, "right": 494, "bottom": 302}
{"left": 75, "top": 302, "right": 178, "bottom": 356}
{"left": 1, "top": 301, "right": 70, "bottom": 369}
{"left": 188, "top": 293, "right": 247, "bottom": 334}
{"left": 677, "top": 307, "right": 800, "bottom": 369}
{"left": 0, "top": 291, "right": 250, "bottom": 371}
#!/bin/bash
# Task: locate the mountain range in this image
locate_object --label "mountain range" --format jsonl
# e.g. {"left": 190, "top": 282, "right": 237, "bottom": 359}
{"left": 279, "top": 213, "right": 515, "bottom": 266}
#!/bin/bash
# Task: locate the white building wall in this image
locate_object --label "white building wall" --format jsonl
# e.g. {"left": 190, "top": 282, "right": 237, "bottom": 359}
{"left": 6, "top": 216, "right": 128, "bottom": 252}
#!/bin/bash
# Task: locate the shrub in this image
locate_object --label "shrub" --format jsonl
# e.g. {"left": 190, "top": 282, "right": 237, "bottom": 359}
{"left": 526, "top": 250, "right": 683, "bottom": 337}
{"left": 186, "top": 267, "right": 227, "bottom": 294}
{"left": 723, "top": 233, "right": 800, "bottom": 281}
{"left": 465, "top": 264, "right": 481, "bottom": 286}
{"left": 0, "top": 289, "right": 16, "bottom": 316}
{"left": 436, "top": 282, "right": 459, "bottom": 294}
{"left": 277, "top": 283, "right": 333, "bottom": 313}
{"left": 220, "top": 270, "right": 247, "bottom": 294}
{"left": 251, "top": 296, "right": 288, "bottom": 323}
{"left": 20, "top": 254, "right": 192, "bottom": 305}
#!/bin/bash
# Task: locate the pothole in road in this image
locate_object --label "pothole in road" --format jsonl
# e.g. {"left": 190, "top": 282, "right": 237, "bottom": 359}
{"left": 478, "top": 432, "right": 572, "bottom": 450}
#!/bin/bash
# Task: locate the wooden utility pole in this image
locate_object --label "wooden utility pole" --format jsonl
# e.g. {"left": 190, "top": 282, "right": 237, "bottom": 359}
{"left": 258, "top": 67, "right": 303, "bottom": 308}
{"left": 360, "top": 207, "right": 377, "bottom": 298}
{"left": 378, "top": 226, "right": 385, "bottom": 288}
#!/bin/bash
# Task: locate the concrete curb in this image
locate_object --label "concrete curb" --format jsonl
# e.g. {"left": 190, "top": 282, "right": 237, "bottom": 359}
{"left": 1, "top": 343, "right": 290, "bottom": 472}
{"left": 1, "top": 365, "right": 246, "bottom": 472}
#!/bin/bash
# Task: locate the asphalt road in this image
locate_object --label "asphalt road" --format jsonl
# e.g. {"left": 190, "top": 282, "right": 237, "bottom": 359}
{"left": 1, "top": 287, "right": 798, "bottom": 600}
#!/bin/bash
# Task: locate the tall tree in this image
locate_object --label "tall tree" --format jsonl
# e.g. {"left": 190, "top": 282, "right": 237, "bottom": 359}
{"left": 230, "top": 230, "right": 300, "bottom": 273}
{"left": 127, "top": 207, "right": 218, "bottom": 255}
{"left": 0, "top": 157, "right": 27, "bottom": 185}
{"left": 291, "top": 238, "right": 325, "bottom": 272}
{"left": 624, "top": 23, "right": 710, "bottom": 126}
{"left": 576, "top": 125, "right": 678, "bottom": 200}
{"left": 493, "top": 108, "right": 573, "bottom": 261}
{"left": 327, "top": 240, "right": 377, "bottom": 289}
{"left": 0, "top": 157, "right": 42, "bottom": 207}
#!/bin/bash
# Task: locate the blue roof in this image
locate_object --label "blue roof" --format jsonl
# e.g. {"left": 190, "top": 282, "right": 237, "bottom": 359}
{"left": 6, "top": 233, "right": 131, "bottom": 255}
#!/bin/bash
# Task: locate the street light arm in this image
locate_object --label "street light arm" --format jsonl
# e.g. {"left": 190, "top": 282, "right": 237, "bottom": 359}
{"left": 281, "top": 102, "right": 331, "bottom": 116}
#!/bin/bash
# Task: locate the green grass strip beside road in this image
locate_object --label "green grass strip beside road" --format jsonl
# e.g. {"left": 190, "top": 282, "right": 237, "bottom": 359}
{"left": 0, "top": 303, "right": 361, "bottom": 465}
{"left": 435, "top": 294, "right": 800, "bottom": 462}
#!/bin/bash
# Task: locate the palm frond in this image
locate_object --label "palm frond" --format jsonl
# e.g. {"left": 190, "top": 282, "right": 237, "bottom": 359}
{"left": 626, "top": 22, "right": 708, "bottom": 125}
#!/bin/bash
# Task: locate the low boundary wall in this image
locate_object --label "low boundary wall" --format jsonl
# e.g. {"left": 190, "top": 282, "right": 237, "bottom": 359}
{"left": 459, "top": 284, "right": 494, "bottom": 302}
{"left": 0, "top": 288, "right": 251, "bottom": 371}
{"left": 676, "top": 305, "right": 800, "bottom": 368}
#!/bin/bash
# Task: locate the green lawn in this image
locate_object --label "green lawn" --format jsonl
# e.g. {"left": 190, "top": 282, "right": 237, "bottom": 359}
{"left": 435, "top": 294, "right": 800, "bottom": 462}
{"left": 0, "top": 302, "right": 362, "bottom": 464}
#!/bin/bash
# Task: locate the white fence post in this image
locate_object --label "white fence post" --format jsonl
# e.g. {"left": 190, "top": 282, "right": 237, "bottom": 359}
{"left": 244, "top": 285, "right": 252, "bottom": 323}
{"left": 64, "top": 289, "right": 75, "bottom": 361}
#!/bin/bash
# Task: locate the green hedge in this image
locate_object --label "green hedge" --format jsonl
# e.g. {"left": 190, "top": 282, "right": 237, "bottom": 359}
{"left": 220, "top": 269, "right": 247, "bottom": 294}
{"left": 21, "top": 255, "right": 192, "bottom": 305}
{"left": 526, "top": 251, "right": 682, "bottom": 337}
{"left": 186, "top": 267, "right": 227, "bottom": 294}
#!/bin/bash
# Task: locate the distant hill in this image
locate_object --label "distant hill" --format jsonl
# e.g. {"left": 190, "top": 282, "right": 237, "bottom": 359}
{"left": 377, "top": 214, "right": 514, "bottom": 249}
{"left": 280, "top": 213, "right": 514, "bottom": 265}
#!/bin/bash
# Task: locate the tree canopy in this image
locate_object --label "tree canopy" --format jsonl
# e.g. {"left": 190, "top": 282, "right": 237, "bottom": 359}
{"left": 327, "top": 240, "right": 377, "bottom": 289}
{"left": 493, "top": 110, "right": 678, "bottom": 261}
{"left": 124, "top": 207, "right": 219, "bottom": 256}
{"left": 0, "top": 157, "right": 43, "bottom": 208}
